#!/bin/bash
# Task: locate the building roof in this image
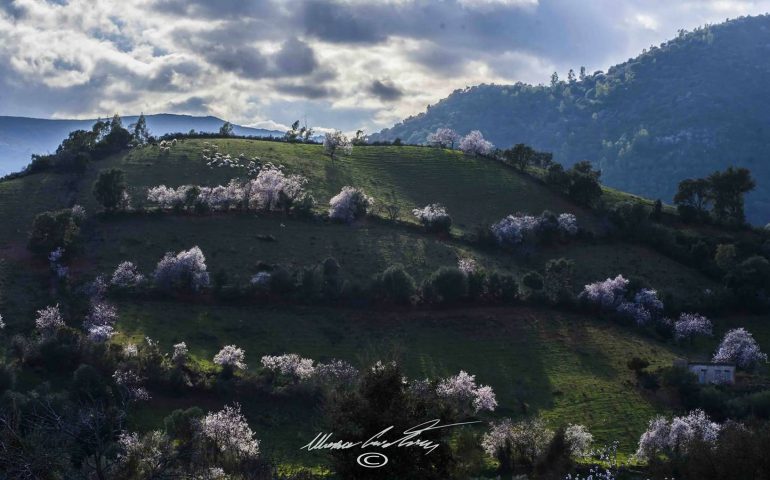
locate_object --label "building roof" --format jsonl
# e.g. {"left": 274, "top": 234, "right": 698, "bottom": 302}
{"left": 687, "top": 362, "right": 736, "bottom": 367}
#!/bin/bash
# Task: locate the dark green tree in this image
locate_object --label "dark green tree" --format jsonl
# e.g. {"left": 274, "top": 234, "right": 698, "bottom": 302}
{"left": 131, "top": 113, "right": 151, "bottom": 145}
{"left": 708, "top": 167, "right": 755, "bottom": 224}
{"left": 219, "top": 121, "right": 234, "bottom": 137}
{"left": 93, "top": 169, "right": 127, "bottom": 212}
{"left": 674, "top": 178, "right": 712, "bottom": 221}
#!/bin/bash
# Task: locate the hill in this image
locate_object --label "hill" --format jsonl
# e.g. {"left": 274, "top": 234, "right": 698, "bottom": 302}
{"left": 370, "top": 15, "right": 770, "bottom": 224}
{"left": 0, "top": 114, "right": 283, "bottom": 176}
{"left": 1, "top": 137, "right": 769, "bottom": 473}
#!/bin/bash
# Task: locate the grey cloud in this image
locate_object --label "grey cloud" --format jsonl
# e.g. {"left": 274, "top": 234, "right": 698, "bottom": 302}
{"left": 301, "top": 0, "right": 387, "bottom": 44}
{"left": 274, "top": 37, "right": 319, "bottom": 76}
{"left": 368, "top": 79, "right": 403, "bottom": 102}
{"left": 164, "top": 95, "right": 210, "bottom": 114}
{"left": 206, "top": 45, "right": 270, "bottom": 78}
{"left": 276, "top": 83, "right": 338, "bottom": 99}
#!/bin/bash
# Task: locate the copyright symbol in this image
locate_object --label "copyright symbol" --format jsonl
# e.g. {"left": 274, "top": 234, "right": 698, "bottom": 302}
{"left": 357, "top": 452, "right": 388, "bottom": 468}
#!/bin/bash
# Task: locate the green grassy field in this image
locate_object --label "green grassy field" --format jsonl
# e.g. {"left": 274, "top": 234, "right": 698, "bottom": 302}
{"left": 117, "top": 302, "right": 677, "bottom": 463}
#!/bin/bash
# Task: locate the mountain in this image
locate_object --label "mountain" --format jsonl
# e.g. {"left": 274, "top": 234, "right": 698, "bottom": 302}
{"left": 369, "top": 15, "right": 770, "bottom": 224}
{"left": 0, "top": 113, "right": 283, "bottom": 176}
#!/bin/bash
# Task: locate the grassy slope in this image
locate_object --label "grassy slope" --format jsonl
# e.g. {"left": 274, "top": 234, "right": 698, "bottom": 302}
{"left": 0, "top": 139, "right": 735, "bottom": 465}
{"left": 73, "top": 139, "right": 604, "bottom": 233}
{"left": 117, "top": 303, "right": 676, "bottom": 463}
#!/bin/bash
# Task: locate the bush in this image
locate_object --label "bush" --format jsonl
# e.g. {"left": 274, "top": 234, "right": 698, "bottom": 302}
{"left": 422, "top": 267, "right": 468, "bottom": 304}
{"left": 412, "top": 203, "right": 452, "bottom": 233}
{"left": 28, "top": 209, "right": 81, "bottom": 257}
{"left": 375, "top": 264, "right": 417, "bottom": 304}
{"left": 522, "top": 271, "right": 544, "bottom": 291}
{"left": 487, "top": 272, "right": 519, "bottom": 303}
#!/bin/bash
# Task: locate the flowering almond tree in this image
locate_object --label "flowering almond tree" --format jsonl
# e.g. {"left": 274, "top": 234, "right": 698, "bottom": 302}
{"left": 35, "top": 304, "right": 64, "bottom": 336}
{"left": 153, "top": 246, "right": 210, "bottom": 292}
{"left": 459, "top": 130, "right": 494, "bottom": 155}
{"left": 200, "top": 404, "right": 260, "bottom": 459}
{"left": 674, "top": 313, "right": 713, "bottom": 341}
{"left": 328, "top": 186, "right": 373, "bottom": 222}
{"left": 213, "top": 345, "right": 247, "bottom": 374}
{"left": 713, "top": 327, "right": 768, "bottom": 368}
{"left": 427, "top": 128, "right": 460, "bottom": 149}
{"left": 436, "top": 370, "right": 497, "bottom": 413}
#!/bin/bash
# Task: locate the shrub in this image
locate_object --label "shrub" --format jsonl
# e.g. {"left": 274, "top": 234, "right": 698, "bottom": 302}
{"left": 28, "top": 209, "right": 81, "bottom": 257}
{"left": 375, "top": 264, "right": 416, "bottom": 304}
{"left": 412, "top": 203, "right": 452, "bottom": 233}
{"left": 544, "top": 258, "right": 574, "bottom": 304}
{"left": 522, "top": 271, "right": 544, "bottom": 291}
{"left": 422, "top": 267, "right": 468, "bottom": 304}
{"left": 487, "top": 271, "right": 519, "bottom": 302}
{"left": 328, "top": 186, "right": 372, "bottom": 223}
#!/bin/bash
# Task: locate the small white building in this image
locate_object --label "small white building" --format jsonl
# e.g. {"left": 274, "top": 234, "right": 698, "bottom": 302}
{"left": 687, "top": 362, "right": 735, "bottom": 384}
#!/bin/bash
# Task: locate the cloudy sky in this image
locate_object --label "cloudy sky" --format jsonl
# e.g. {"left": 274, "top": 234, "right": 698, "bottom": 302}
{"left": 1, "top": 0, "right": 769, "bottom": 133}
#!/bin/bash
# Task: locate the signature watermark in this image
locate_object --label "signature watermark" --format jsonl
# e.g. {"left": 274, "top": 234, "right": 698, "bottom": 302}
{"left": 300, "top": 419, "right": 479, "bottom": 468}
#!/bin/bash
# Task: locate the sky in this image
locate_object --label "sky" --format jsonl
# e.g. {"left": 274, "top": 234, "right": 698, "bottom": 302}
{"left": 1, "top": 0, "right": 769, "bottom": 134}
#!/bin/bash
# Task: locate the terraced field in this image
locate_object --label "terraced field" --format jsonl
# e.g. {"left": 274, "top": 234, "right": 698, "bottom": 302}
{"left": 0, "top": 138, "right": 742, "bottom": 467}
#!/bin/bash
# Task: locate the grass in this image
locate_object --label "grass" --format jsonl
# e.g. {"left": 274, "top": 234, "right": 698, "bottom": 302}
{"left": 116, "top": 301, "right": 677, "bottom": 463}
{"left": 73, "top": 140, "right": 606, "bottom": 233}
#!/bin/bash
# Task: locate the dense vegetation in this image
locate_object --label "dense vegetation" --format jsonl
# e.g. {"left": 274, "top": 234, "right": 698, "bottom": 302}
{"left": 370, "top": 15, "right": 770, "bottom": 224}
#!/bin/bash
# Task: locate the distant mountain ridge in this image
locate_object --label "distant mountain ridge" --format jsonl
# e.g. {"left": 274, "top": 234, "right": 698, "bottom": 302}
{"left": 0, "top": 114, "right": 283, "bottom": 175}
{"left": 370, "top": 15, "right": 770, "bottom": 224}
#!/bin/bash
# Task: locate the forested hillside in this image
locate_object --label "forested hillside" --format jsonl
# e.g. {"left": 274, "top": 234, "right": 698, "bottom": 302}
{"left": 370, "top": 15, "right": 770, "bottom": 224}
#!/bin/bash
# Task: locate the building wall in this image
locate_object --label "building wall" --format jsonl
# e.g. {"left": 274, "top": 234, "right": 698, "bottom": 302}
{"left": 688, "top": 364, "right": 735, "bottom": 384}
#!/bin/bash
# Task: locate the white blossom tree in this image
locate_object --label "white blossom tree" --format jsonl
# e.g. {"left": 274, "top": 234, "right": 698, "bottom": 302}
{"left": 246, "top": 163, "right": 308, "bottom": 211}
{"left": 713, "top": 327, "right": 768, "bottom": 368}
{"left": 153, "top": 246, "right": 210, "bottom": 292}
{"left": 674, "top": 313, "right": 713, "bottom": 341}
{"left": 427, "top": 128, "right": 460, "bottom": 149}
{"left": 579, "top": 275, "right": 629, "bottom": 310}
{"left": 564, "top": 424, "right": 593, "bottom": 458}
{"left": 328, "top": 186, "right": 373, "bottom": 223}
{"left": 111, "top": 261, "right": 145, "bottom": 288}
{"left": 436, "top": 370, "right": 497, "bottom": 413}
{"left": 172, "top": 342, "right": 188, "bottom": 366}
{"left": 35, "top": 304, "right": 64, "bottom": 336}
{"left": 459, "top": 130, "right": 494, "bottom": 156}
{"left": 213, "top": 345, "right": 247, "bottom": 372}
{"left": 199, "top": 404, "right": 260, "bottom": 459}
{"left": 261, "top": 353, "right": 316, "bottom": 382}
{"left": 323, "top": 130, "right": 353, "bottom": 161}
{"left": 412, "top": 203, "right": 452, "bottom": 232}
{"left": 635, "top": 410, "right": 720, "bottom": 461}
